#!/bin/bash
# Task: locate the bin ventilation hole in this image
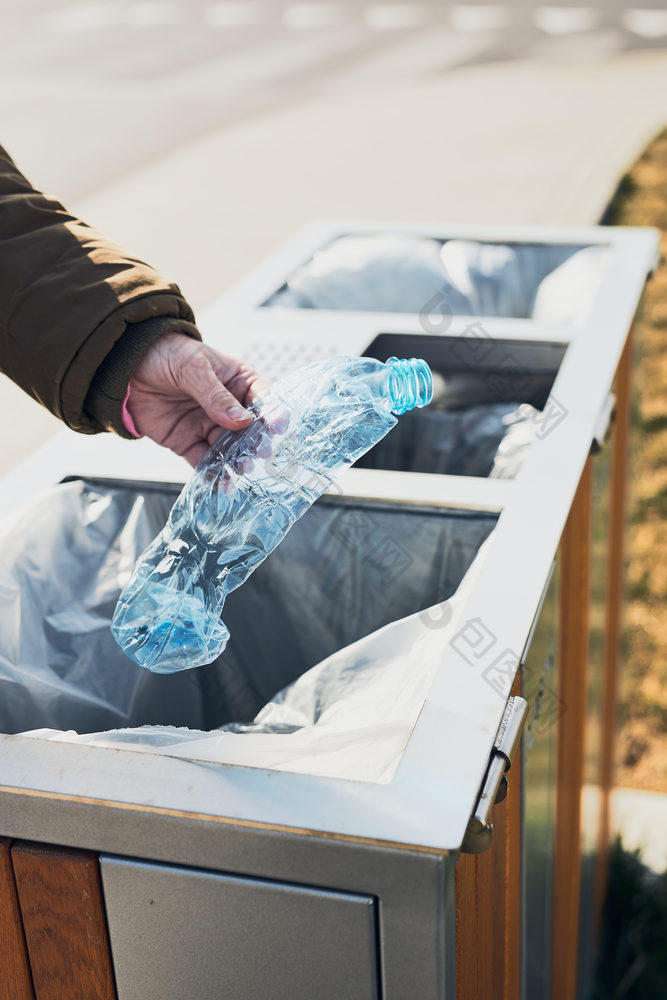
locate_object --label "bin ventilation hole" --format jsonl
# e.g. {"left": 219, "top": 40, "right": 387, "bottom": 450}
{"left": 246, "top": 341, "right": 340, "bottom": 380}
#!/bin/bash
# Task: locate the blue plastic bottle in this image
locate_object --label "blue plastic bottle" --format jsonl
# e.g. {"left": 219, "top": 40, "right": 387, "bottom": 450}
{"left": 111, "top": 355, "right": 433, "bottom": 673}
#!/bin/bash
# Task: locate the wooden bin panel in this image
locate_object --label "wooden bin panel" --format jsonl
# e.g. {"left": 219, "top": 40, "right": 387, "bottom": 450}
{"left": 455, "top": 676, "right": 522, "bottom": 1000}
{"left": 551, "top": 458, "right": 593, "bottom": 1000}
{"left": 595, "top": 334, "right": 634, "bottom": 917}
{"left": 0, "top": 838, "right": 34, "bottom": 1000}
{"left": 11, "top": 841, "right": 116, "bottom": 1000}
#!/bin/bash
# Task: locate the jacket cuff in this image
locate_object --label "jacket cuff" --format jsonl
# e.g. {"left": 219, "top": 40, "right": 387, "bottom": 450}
{"left": 84, "top": 316, "right": 201, "bottom": 437}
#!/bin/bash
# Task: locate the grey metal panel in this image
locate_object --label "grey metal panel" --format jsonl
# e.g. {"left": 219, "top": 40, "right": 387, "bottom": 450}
{"left": 0, "top": 775, "right": 453, "bottom": 999}
{"left": 101, "top": 857, "right": 379, "bottom": 1000}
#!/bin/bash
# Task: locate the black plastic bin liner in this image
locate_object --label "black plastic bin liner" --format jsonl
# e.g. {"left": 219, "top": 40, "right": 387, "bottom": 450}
{"left": 0, "top": 480, "right": 496, "bottom": 737}
{"left": 356, "top": 337, "right": 561, "bottom": 478}
{"left": 356, "top": 402, "right": 527, "bottom": 477}
{"left": 357, "top": 378, "right": 551, "bottom": 478}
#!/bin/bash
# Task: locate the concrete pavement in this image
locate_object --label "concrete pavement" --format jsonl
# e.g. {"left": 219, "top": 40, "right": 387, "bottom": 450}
{"left": 73, "top": 48, "right": 667, "bottom": 314}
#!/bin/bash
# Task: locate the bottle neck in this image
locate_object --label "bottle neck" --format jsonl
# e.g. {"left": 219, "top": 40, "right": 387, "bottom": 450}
{"left": 386, "top": 357, "right": 433, "bottom": 414}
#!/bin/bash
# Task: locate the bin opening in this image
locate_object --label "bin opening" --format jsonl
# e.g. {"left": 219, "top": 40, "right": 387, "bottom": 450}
{"left": 0, "top": 480, "right": 496, "bottom": 779}
{"left": 356, "top": 333, "right": 567, "bottom": 478}
{"left": 262, "top": 234, "right": 609, "bottom": 325}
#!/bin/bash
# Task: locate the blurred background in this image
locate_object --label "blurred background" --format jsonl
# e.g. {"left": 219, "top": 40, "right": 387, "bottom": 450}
{"left": 1, "top": 0, "right": 667, "bottom": 470}
{"left": 0, "top": 3, "right": 666, "bottom": 982}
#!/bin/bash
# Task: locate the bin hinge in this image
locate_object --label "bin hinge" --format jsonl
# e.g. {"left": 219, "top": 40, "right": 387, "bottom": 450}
{"left": 460, "top": 695, "right": 528, "bottom": 855}
{"left": 591, "top": 392, "right": 616, "bottom": 454}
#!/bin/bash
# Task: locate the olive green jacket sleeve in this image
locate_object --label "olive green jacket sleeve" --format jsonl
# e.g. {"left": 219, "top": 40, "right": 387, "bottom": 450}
{"left": 0, "top": 145, "right": 201, "bottom": 437}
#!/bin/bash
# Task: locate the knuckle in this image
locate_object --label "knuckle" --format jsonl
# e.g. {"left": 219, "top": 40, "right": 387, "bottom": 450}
{"left": 206, "top": 381, "right": 231, "bottom": 407}
{"left": 186, "top": 347, "right": 212, "bottom": 380}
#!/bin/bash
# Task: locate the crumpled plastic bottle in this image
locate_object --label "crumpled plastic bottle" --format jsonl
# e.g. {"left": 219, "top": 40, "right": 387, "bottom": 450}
{"left": 111, "top": 355, "right": 433, "bottom": 673}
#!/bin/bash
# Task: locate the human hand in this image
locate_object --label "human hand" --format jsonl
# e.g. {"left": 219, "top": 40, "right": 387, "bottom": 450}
{"left": 127, "top": 333, "right": 267, "bottom": 466}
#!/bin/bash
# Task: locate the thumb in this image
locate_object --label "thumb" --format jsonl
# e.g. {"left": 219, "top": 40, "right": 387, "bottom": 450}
{"left": 178, "top": 350, "right": 254, "bottom": 428}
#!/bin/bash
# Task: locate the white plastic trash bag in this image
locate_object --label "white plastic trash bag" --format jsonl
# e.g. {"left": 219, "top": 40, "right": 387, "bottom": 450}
{"left": 267, "top": 233, "right": 608, "bottom": 323}
{"left": 24, "top": 533, "right": 490, "bottom": 784}
{"left": 0, "top": 479, "right": 495, "bottom": 783}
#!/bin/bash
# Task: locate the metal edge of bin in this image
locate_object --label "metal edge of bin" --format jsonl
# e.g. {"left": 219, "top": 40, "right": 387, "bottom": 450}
{"left": 210, "top": 218, "right": 657, "bottom": 319}
{"left": 0, "top": 223, "right": 659, "bottom": 858}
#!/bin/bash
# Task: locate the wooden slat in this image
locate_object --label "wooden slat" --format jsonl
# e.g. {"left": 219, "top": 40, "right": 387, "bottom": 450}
{"left": 455, "top": 675, "right": 522, "bottom": 1000}
{"left": 456, "top": 840, "right": 496, "bottom": 999}
{"left": 11, "top": 841, "right": 116, "bottom": 1000}
{"left": 551, "top": 457, "right": 593, "bottom": 1000}
{"left": 0, "top": 838, "right": 35, "bottom": 1000}
{"left": 595, "top": 332, "right": 634, "bottom": 923}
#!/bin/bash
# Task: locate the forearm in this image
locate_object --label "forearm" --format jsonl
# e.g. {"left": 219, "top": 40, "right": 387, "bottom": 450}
{"left": 0, "top": 145, "right": 200, "bottom": 436}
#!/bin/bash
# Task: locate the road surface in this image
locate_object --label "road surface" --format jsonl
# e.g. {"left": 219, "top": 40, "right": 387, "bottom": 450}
{"left": 1, "top": 0, "right": 666, "bottom": 471}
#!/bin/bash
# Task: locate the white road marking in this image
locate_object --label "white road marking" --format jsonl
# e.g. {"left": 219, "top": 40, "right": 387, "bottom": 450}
{"left": 127, "top": 2, "right": 182, "bottom": 27}
{"left": 621, "top": 8, "right": 667, "bottom": 39}
{"left": 39, "top": 1, "right": 125, "bottom": 34}
{"left": 335, "top": 27, "right": 496, "bottom": 90}
{"left": 363, "top": 4, "right": 428, "bottom": 32}
{"left": 449, "top": 5, "right": 511, "bottom": 33}
{"left": 282, "top": 3, "right": 342, "bottom": 30}
{"left": 34, "top": 0, "right": 667, "bottom": 54}
{"left": 204, "top": 2, "right": 265, "bottom": 28}
{"left": 533, "top": 7, "right": 599, "bottom": 35}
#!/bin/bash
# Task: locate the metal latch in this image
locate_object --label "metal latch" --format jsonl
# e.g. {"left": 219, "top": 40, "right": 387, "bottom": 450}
{"left": 591, "top": 392, "right": 616, "bottom": 454}
{"left": 461, "top": 695, "right": 529, "bottom": 855}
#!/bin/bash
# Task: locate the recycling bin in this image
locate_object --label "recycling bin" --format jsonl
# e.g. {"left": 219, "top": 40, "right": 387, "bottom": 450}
{"left": 0, "top": 221, "right": 658, "bottom": 1000}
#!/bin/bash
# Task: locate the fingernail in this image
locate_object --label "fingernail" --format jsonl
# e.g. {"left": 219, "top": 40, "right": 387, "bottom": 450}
{"left": 228, "top": 405, "right": 252, "bottom": 421}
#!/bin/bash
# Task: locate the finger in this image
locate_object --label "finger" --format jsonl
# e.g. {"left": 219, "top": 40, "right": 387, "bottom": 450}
{"left": 245, "top": 376, "right": 271, "bottom": 405}
{"left": 267, "top": 410, "right": 290, "bottom": 435}
{"left": 207, "top": 425, "right": 224, "bottom": 447}
{"left": 210, "top": 356, "right": 289, "bottom": 435}
{"left": 183, "top": 442, "right": 209, "bottom": 467}
{"left": 152, "top": 421, "right": 210, "bottom": 467}
{"left": 209, "top": 354, "right": 268, "bottom": 407}
{"left": 179, "top": 352, "right": 255, "bottom": 428}
{"left": 205, "top": 422, "right": 258, "bottom": 474}
{"left": 255, "top": 435, "right": 273, "bottom": 459}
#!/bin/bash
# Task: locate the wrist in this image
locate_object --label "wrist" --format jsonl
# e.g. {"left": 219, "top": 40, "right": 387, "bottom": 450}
{"left": 121, "top": 383, "right": 142, "bottom": 438}
{"left": 84, "top": 317, "right": 201, "bottom": 437}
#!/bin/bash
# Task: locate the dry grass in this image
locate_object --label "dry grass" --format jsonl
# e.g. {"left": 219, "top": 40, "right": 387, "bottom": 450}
{"left": 605, "top": 129, "right": 667, "bottom": 792}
